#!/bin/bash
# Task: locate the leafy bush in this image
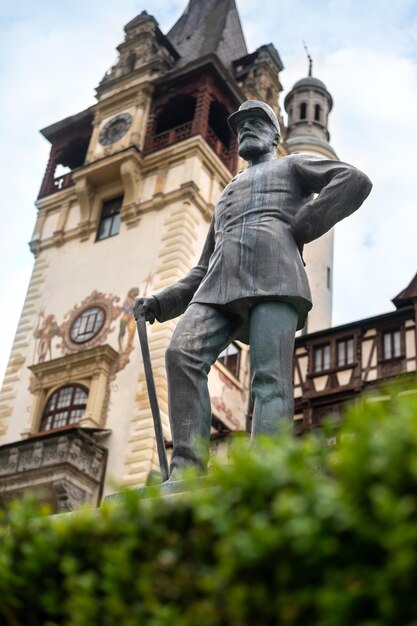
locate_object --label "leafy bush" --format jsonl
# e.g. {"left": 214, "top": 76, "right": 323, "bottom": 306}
{"left": 1, "top": 387, "right": 417, "bottom": 625}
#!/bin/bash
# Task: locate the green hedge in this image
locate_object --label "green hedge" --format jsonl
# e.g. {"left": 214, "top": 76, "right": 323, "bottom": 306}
{"left": 1, "top": 387, "right": 417, "bottom": 625}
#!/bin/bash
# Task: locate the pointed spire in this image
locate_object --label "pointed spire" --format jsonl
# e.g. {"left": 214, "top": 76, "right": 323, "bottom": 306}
{"left": 303, "top": 41, "right": 313, "bottom": 77}
{"left": 167, "top": 0, "right": 248, "bottom": 69}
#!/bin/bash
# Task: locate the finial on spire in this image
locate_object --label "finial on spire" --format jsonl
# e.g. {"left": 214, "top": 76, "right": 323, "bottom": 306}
{"left": 303, "top": 41, "right": 313, "bottom": 77}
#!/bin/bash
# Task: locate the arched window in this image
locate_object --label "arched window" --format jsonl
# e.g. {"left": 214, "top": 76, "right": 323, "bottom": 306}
{"left": 155, "top": 95, "right": 197, "bottom": 134}
{"left": 314, "top": 104, "right": 321, "bottom": 121}
{"left": 40, "top": 384, "right": 88, "bottom": 432}
{"left": 300, "top": 102, "right": 307, "bottom": 120}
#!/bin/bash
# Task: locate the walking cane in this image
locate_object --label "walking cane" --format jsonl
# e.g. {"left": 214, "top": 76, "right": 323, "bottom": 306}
{"left": 136, "top": 313, "right": 170, "bottom": 482}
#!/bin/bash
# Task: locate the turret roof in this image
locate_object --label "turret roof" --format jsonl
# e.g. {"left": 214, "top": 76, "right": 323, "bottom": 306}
{"left": 167, "top": 0, "right": 248, "bottom": 69}
{"left": 392, "top": 272, "right": 417, "bottom": 308}
{"left": 292, "top": 76, "right": 328, "bottom": 91}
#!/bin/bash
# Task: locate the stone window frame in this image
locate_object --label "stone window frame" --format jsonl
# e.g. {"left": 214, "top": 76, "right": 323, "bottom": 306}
{"left": 380, "top": 327, "right": 404, "bottom": 362}
{"left": 309, "top": 334, "right": 358, "bottom": 376}
{"left": 26, "top": 344, "right": 118, "bottom": 437}
{"left": 336, "top": 337, "right": 355, "bottom": 368}
{"left": 96, "top": 195, "right": 123, "bottom": 241}
{"left": 39, "top": 383, "right": 89, "bottom": 432}
{"left": 313, "top": 343, "right": 331, "bottom": 373}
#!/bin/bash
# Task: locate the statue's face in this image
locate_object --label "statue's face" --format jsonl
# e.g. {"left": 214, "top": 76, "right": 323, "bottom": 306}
{"left": 237, "top": 115, "right": 277, "bottom": 160}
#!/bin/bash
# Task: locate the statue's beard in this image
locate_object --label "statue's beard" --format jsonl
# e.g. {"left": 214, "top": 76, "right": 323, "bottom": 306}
{"left": 238, "top": 138, "right": 267, "bottom": 160}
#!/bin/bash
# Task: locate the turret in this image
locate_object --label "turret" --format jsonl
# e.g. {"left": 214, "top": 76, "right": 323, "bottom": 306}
{"left": 284, "top": 64, "right": 336, "bottom": 159}
{"left": 283, "top": 58, "right": 336, "bottom": 332}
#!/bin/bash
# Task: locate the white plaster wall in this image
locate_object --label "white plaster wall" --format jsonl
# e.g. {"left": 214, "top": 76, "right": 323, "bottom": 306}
{"left": 3, "top": 206, "right": 166, "bottom": 465}
{"left": 198, "top": 165, "right": 213, "bottom": 201}
{"left": 65, "top": 201, "right": 81, "bottom": 231}
{"left": 42, "top": 210, "right": 59, "bottom": 239}
{"left": 141, "top": 172, "right": 157, "bottom": 201}
{"left": 304, "top": 228, "right": 334, "bottom": 332}
{"left": 4, "top": 145, "right": 246, "bottom": 491}
{"left": 165, "top": 161, "right": 185, "bottom": 192}
{"left": 406, "top": 328, "right": 416, "bottom": 358}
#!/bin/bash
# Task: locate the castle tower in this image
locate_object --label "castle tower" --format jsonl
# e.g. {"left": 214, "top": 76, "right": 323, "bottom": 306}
{"left": 0, "top": 1, "right": 292, "bottom": 510}
{"left": 284, "top": 59, "right": 336, "bottom": 332}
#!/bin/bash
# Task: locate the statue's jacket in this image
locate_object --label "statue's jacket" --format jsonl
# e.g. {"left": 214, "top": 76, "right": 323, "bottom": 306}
{"left": 154, "top": 155, "right": 372, "bottom": 343}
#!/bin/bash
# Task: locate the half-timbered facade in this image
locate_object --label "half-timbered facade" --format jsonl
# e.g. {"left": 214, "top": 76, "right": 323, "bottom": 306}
{"left": 294, "top": 272, "right": 417, "bottom": 433}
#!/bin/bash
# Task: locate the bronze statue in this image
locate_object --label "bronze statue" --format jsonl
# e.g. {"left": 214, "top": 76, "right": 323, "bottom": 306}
{"left": 134, "top": 100, "right": 372, "bottom": 480}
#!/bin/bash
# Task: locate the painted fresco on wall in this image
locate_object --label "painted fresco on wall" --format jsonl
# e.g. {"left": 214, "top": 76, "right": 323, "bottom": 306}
{"left": 59, "top": 290, "right": 123, "bottom": 355}
{"left": 118, "top": 287, "right": 139, "bottom": 352}
{"left": 109, "top": 275, "right": 154, "bottom": 383}
{"left": 33, "top": 311, "right": 61, "bottom": 363}
{"left": 32, "top": 277, "right": 154, "bottom": 382}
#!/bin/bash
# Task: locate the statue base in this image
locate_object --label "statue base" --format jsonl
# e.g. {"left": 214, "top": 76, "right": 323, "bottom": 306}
{"left": 104, "top": 476, "right": 211, "bottom": 502}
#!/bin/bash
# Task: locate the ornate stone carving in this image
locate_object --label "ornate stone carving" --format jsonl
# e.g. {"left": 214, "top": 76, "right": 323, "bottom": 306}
{"left": 0, "top": 429, "right": 106, "bottom": 511}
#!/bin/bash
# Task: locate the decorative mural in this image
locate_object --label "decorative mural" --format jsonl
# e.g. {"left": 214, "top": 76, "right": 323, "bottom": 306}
{"left": 30, "top": 276, "right": 155, "bottom": 421}
{"left": 58, "top": 290, "right": 122, "bottom": 355}
{"left": 32, "top": 282, "right": 154, "bottom": 366}
{"left": 118, "top": 287, "right": 139, "bottom": 353}
{"left": 33, "top": 311, "right": 61, "bottom": 364}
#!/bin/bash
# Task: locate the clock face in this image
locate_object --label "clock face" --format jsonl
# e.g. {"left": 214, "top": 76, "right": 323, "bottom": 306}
{"left": 99, "top": 112, "right": 133, "bottom": 146}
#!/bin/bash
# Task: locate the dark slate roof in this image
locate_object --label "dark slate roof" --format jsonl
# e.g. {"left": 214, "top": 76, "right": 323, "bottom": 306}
{"left": 167, "top": 0, "right": 248, "bottom": 69}
{"left": 392, "top": 272, "right": 417, "bottom": 308}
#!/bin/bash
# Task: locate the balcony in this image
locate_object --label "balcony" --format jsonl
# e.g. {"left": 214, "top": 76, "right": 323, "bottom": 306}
{"left": 145, "top": 122, "right": 237, "bottom": 173}
{"left": 0, "top": 428, "right": 107, "bottom": 513}
{"left": 40, "top": 171, "right": 75, "bottom": 198}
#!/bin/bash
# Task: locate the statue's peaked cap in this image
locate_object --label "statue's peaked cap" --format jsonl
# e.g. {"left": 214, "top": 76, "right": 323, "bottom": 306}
{"left": 228, "top": 100, "right": 281, "bottom": 137}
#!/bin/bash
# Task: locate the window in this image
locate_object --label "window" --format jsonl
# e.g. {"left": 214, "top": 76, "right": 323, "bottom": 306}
{"left": 29, "top": 345, "right": 119, "bottom": 434}
{"left": 70, "top": 306, "right": 105, "bottom": 344}
{"left": 383, "top": 329, "right": 401, "bottom": 360}
{"left": 337, "top": 338, "right": 354, "bottom": 367}
{"left": 218, "top": 342, "right": 241, "bottom": 378}
{"left": 314, "top": 344, "right": 331, "bottom": 372}
{"left": 40, "top": 384, "right": 88, "bottom": 432}
{"left": 96, "top": 196, "right": 122, "bottom": 240}
{"left": 300, "top": 102, "right": 307, "bottom": 120}
{"left": 314, "top": 104, "right": 321, "bottom": 121}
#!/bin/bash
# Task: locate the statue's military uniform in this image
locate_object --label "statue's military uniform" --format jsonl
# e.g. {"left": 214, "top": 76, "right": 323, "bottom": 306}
{"left": 155, "top": 154, "right": 372, "bottom": 342}
{"left": 143, "top": 99, "right": 372, "bottom": 477}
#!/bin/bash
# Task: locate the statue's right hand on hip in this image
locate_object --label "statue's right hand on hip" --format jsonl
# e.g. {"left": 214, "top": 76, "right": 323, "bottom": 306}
{"left": 133, "top": 296, "right": 160, "bottom": 324}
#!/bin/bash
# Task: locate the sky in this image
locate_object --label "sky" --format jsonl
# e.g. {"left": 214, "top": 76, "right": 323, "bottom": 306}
{"left": 1, "top": 0, "right": 417, "bottom": 382}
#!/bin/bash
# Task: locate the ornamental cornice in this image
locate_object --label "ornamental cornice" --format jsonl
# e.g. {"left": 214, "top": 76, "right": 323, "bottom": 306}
{"left": 29, "top": 344, "right": 119, "bottom": 387}
{"left": 142, "top": 135, "right": 232, "bottom": 185}
{"left": 35, "top": 186, "right": 77, "bottom": 212}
